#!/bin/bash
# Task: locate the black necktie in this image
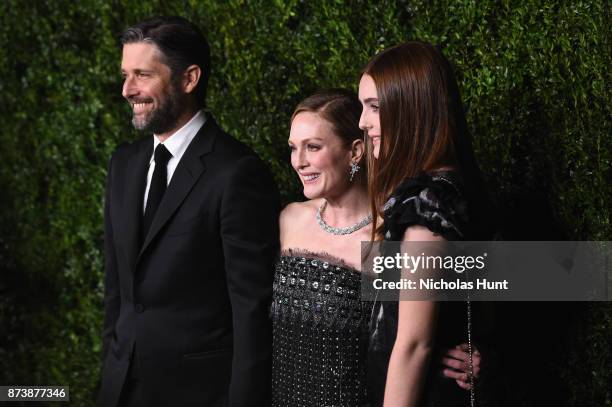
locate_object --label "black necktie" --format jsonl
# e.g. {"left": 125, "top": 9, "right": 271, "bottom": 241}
{"left": 142, "top": 143, "right": 172, "bottom": 240}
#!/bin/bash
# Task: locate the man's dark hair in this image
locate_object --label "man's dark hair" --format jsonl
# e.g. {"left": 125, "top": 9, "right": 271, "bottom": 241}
{"left": 120, "top": 16, "right": 211, "bottom": 106}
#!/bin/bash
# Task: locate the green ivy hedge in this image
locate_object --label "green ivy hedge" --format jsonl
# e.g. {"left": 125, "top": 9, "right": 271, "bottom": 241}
{"left": 0, "top": 1, "right": 609, "bottom": 405}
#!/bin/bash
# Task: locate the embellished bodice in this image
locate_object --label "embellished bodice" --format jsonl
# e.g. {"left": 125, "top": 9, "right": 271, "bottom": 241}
{"left": 271, "top": 251, "right": 371, "bottom": 407}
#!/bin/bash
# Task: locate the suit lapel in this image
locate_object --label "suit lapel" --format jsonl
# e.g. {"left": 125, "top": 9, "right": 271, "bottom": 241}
{"left": 138, "top": 117, "right": 219, "bottom": 259}
{"left": 123, "top": 139, "right": 152, "bottom": 272}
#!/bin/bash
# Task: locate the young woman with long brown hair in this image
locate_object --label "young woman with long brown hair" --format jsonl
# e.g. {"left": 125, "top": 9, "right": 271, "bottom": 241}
{"left": 359, "top": 41, "right": 494, "bottom": 406}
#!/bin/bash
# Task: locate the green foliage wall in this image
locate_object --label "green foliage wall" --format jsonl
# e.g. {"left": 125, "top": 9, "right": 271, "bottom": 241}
{"left": 0, "top": 0, "right": 609, "bottom": 405}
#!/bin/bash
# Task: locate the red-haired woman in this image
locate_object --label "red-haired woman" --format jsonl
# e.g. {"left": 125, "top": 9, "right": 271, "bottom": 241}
{"left": 271, "top": 89, "right": 374, "bottom": 407}
{"left": 359, "top": 41, "right": 494, "bottom": 406}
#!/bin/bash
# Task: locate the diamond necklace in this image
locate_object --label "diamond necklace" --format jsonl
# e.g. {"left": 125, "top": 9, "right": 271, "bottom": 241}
{"left": 316, "top": 200, "right": 373, "bottom": 235}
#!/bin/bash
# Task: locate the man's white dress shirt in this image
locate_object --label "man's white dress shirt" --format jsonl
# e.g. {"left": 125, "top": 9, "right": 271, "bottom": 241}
{"left": 142, "top": 110, "right": 206, "bottom": 212}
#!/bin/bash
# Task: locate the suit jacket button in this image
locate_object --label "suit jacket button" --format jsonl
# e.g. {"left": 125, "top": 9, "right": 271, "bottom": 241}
{"left": 135, "top": 304, "right": 145, "bottom": 313}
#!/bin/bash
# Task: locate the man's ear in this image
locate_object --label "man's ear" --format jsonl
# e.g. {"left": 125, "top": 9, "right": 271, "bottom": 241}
{"left": 350, "top": 138, "right": 365, "bottom": 164}
{"left": 182, "top": 64, "right": 201, "bottom": 94}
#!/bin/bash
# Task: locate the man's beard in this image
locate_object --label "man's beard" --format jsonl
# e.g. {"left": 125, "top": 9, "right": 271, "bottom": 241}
{"left": 130, "top": 84, "right": 183, "bottom": 135}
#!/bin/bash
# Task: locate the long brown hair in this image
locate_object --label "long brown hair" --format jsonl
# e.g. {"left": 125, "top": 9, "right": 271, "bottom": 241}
{"left": 363, "top": 41, "right": 484, "bottom": 239}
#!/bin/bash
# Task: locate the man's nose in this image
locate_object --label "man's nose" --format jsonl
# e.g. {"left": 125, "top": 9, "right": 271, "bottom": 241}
{"left": 122, "top": 76, "right": 137, "bottom": 99}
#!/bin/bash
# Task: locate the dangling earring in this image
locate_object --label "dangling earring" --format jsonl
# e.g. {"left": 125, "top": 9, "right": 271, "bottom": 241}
{"left": 349, "top": 161, "right": 360, "bottom": 182}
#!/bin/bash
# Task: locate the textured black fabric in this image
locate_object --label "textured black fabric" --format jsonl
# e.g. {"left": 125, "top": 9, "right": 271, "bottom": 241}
{"left": 368, "top": 171, "right": 473, "bottom": 407}
{"left": 382, "top": 171, "right": 469, "bottom": 242}
{"left": 141, "top": 143, "right": 172, "bottom": 240}
{"left": 271, "top": 252, "right": 371, "bottom": 407}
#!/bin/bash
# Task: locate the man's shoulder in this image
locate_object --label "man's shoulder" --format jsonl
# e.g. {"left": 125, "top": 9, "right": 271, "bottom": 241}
{"left": 203, "top": 121, "right": 271, "bottom": 179}
{"left": 210, "top": 127, "right": 258, "bottom": 161}
{"left": 202, "top": 113, "right": 261, "bottom": 157}
{"left": 110, "top": 136, "right": 149, "bottom": 160}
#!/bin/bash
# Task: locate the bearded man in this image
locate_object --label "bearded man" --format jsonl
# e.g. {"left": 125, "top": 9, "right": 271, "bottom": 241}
{"left": 98, "top": 16, "right": 279, "bottom": 407}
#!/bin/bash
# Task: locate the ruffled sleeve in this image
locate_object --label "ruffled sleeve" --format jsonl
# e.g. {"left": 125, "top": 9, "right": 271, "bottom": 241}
{"left": 383, "top": 171, "right": 469, "bottom": 241}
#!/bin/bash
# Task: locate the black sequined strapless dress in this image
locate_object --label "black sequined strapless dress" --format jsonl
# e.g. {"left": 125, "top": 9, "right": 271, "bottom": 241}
{"left": 271, "top": 251, "right": 371, "bottom": 407}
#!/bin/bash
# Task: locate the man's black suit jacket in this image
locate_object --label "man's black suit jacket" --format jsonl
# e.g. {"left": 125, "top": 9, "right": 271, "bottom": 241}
{"left": 98, "top": 116, "right": 279, "bottom": 407}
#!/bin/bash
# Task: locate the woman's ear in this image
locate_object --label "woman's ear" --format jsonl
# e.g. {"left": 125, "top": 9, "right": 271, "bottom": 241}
{"left": 350, "top": 138, "right": 365, "bottom": 164}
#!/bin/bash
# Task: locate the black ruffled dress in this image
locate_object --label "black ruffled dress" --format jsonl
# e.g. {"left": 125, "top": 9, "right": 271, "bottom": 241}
{"left": 368, "top": 171, "right": 475, "bottom": 407}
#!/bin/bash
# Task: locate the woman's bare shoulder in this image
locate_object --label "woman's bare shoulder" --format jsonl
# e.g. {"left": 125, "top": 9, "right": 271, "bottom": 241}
{"left": 281, "top": 199, "right": 321, "bottom": 223}
{"left": 280, "top": 199, "right": 322, "bottom": 245}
